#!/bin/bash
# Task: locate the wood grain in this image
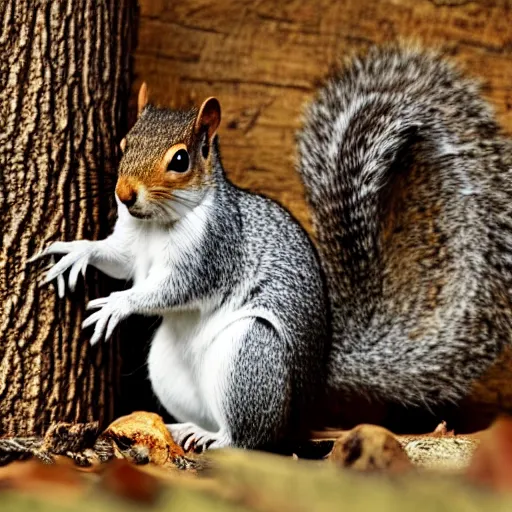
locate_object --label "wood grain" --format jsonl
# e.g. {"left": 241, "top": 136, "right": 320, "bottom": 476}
{"left": 0, "top": 0, "right": 136, "bottom": 434}
{"left": 131, "top": 0, "right": 512, "bottom": 430}
{"left": 133, "top": 0, "right": 512, "bottom": 230}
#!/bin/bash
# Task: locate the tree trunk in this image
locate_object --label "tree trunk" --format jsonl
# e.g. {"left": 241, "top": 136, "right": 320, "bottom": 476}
{"left": 0, "top": 0, "right": 136, "bottom": 435}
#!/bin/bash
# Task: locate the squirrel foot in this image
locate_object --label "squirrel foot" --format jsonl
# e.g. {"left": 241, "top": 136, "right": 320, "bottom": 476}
{"left": 166, "top": 422, "right": 230, "bottom": 452}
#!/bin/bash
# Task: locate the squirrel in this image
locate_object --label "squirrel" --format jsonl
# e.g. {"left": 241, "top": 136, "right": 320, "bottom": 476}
{"left": 33, "top": 44, "right": 512, "bottom": 451}
{"left": 33, "top": 83, "right": 328, "bottom": 451}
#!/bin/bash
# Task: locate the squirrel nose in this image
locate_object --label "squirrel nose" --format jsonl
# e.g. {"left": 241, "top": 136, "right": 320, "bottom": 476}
{"left": 121, "top": 190, "right": 137, "bottom": 208}
{"left": 116, "top": 177, "right": 139, "bottom": 208}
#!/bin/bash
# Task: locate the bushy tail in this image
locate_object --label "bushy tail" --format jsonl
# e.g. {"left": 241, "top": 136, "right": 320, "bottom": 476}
{"left": 297, "top": 45, "right": 509, "bottom": 406}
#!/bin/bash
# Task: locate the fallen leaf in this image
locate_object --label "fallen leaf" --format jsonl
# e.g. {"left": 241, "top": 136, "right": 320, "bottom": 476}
{"left": 101, "top": 411, "right": 199, "bottom": 470}
{"left": 100, "top": 458, "right": 162, "bottom": 504}
{"left": 466, "top": 416, "right": 512, "bottom": 492}
{"left": 0, "top": 460, "right": 84, "bottom": 499}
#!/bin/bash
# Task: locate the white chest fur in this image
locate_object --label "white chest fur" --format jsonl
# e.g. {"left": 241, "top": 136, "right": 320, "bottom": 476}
{"left": 117, "top": 192, "right": 211, "bottom": 284}
{"left": 118, "top": 194, "right": 256, "bottom": 433}
{"left": 148, "top": 300, "right": 255, "bottom": 433}
{"left": 132, "top": 226, "right": 170, "bottom": 283}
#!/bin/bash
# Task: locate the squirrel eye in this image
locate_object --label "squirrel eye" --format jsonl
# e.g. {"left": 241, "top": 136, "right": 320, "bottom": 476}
{"left": 166, "top": 149, "right": 189, "bottom": 173}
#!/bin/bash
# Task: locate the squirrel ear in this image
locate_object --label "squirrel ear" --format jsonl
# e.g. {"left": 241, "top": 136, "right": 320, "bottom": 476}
{"left": 138, "top": 82, "right": 149, "bottom": 116}
{"left": 195, "top": 97, "right": 221, "bottom": 141}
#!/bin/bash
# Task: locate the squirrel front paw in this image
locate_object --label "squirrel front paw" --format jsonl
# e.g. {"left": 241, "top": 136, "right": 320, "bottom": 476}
{"left": 30, "top": 241, "right": 94, "bottom": 298}
{"left": 82, "top": 291, "right": 132, "bottom": 345}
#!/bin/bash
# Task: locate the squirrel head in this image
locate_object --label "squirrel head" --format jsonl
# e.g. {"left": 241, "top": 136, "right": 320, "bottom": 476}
{"left": 116, "top": 83, "right": 221, "bottom": 222}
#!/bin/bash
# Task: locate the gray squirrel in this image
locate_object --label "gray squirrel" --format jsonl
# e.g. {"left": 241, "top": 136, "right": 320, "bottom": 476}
{"left": 33, "top": 44, "right": 512, "bottom": 451}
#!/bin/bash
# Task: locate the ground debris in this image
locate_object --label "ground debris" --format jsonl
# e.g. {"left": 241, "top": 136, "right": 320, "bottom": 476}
{"left": 0, "top": 411, "right": 200, "bottom": 471}
{"left": 1, "top": 416, "right": 512, "bottom": 510}
{"left": 316, "top": 419, "right": 482, "bottom": 473}
{"left": 467, "top": 416, "right": 512, "bottom": 492}
{"left": 103, "top": 411, "right": 203, "bottom": 471}
{"left": 327, "top": 424, "right": 413, "bottom": 472}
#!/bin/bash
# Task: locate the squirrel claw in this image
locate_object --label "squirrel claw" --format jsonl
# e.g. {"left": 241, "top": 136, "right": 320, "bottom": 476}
{"left": 167, "top": 423, "right": 230, "bottom": 452}
{"left": 87, "top": 297, "right": 109, "bottom": 310}
{"left": 35, "top": 241, "right": 92, "bottom": 297}
{"left": 83, "top": 292, "right": 131, "bottom": 345}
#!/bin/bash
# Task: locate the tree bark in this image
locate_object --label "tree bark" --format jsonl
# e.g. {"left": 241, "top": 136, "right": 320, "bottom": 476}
{"left": 0, "top": 0, "right": 136, "bottom": 435}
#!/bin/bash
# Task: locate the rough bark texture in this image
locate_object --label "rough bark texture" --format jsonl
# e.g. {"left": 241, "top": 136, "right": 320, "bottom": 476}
{"left": 132, "top": 0, "right": 512, "bottom": 431}
{"left": 0, "top": 0, "right": 136, "bottom": 435}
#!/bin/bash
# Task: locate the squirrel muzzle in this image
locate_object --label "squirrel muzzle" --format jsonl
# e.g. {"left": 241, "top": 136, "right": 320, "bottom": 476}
{"left": 116, "top": 176, "right": 139, "bottom": 209}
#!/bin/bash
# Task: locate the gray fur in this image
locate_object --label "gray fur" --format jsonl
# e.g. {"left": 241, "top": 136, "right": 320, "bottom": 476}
{"left": 226, "top": 319, "right": 293, "bottom": 448}
{"left": 297, "top": 44, "right": 512, "bottom": 406}
{"left": 205, "top": 151, "right": 328, "bottom": 448}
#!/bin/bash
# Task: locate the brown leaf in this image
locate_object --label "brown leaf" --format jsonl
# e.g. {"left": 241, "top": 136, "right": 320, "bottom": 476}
{"left": 101, "top": 411, "right": 194, "bottom": 470}
{"left": 0, "top": 460, "right": 84, "bottom": 499}
{"left": 466, "top": 416, "right": 512, "bottom": 492}
{"left": 99, "top": 459, "right": 162, "bottom": 504}
{"left": 328, "top": 424, "right": 413, "bottom": 473}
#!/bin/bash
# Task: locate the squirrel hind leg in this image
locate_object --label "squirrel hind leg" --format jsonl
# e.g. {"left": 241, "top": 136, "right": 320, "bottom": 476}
{"left": 222, "top": 318, "right": 293, "bottom": 451}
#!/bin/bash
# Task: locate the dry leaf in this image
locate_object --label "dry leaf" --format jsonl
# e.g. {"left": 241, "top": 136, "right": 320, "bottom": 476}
{"left": 100, "top": 459, "right": 162, "bottom": 504}
{"left": 466, "top": 416, "right": 512, "bottom": 492}
{"left": 102, "top": 411, "right": 195, "bottom": 470}
{"left": 0, "top": 460, "right": 84, "bottom": 499}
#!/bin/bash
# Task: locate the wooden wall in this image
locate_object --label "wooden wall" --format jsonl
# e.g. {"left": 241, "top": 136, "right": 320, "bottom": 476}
{"left": 132, "top": 0, "right": 512, "bottom": 229}
{"left": 128, "top": 0, "right": 512, "bottom": 431}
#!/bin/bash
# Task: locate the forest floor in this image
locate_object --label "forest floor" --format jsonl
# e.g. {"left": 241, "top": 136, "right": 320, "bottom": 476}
{"left": 2, "top": 412, "right": 512, "bottom": 511}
